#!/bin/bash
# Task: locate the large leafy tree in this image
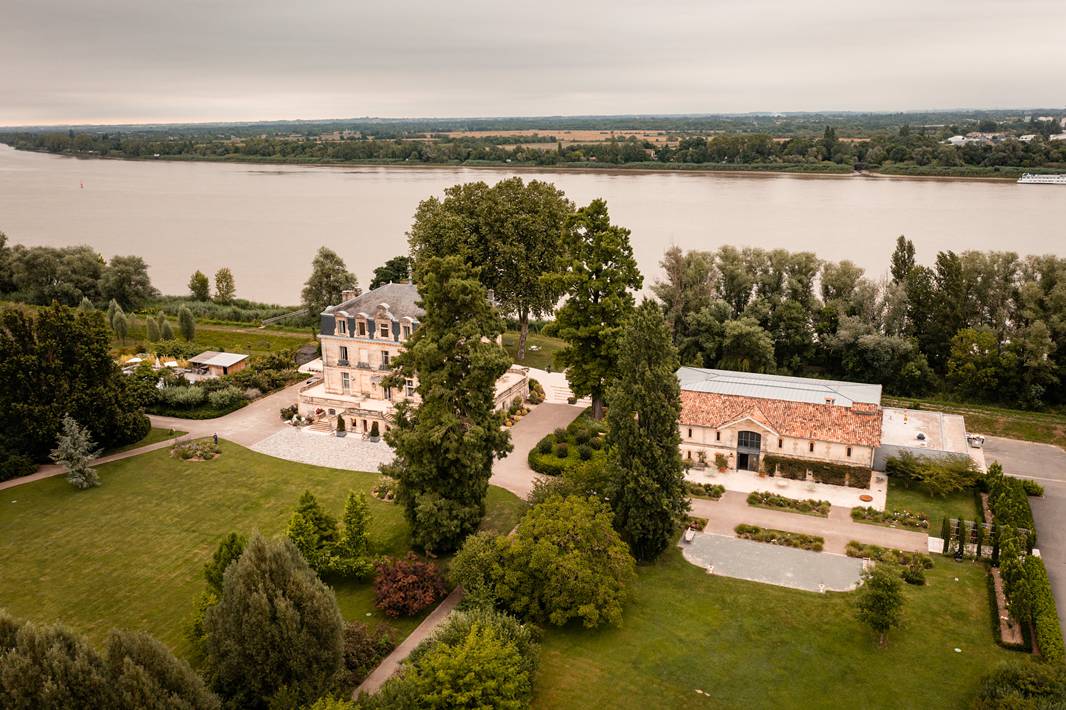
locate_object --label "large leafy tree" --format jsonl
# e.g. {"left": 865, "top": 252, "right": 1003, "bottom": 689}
{"left": 606, "top": 301, "right": 689, "bottom": 561}
{"left": 552, "top": 199, "right": 642, "bottom": 419}
{"left": 213, "top": 267, "right": 236, "bottom": 304}
{"left": 854, "top": 565, "right": 904, "bottom": 647}
{"left": 408, "top": 177, "right": 574, "bottom": 360}
{"left": 8, "top": 244, "right": 105, "bottom": 305}
{"left": 381, "top": 255, "right": 512, "bottom": 553}
{"left": 188, "top": 269, "right": 211, "bottom": 301}
{"left": 204, "top": 535, "right": 344, "bottom": 708}
{"left": 301, "top": 246, "right": 357, "bottom": 317}
{"left": 100, "top": 255, "right": 158, "bottom": 310}
{"left": 719, "top": 317, "right": 775, "bottom": 373}
{"left": 0, "top": 304, "right": 149, "bottom": 464}
{"left": 369, "top": 254, "right": 412, "bottom": 290}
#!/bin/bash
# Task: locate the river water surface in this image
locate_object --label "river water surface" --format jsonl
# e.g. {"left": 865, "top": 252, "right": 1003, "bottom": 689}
{"left": 1, "top": 145, "right": 1062, "bottom": 304}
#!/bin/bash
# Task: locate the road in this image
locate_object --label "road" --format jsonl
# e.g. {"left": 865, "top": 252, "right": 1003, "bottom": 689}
{"left": 983, "top": 436, "right": 1066, "bottom": 636}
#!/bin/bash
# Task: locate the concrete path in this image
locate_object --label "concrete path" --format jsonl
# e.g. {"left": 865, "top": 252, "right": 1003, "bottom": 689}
{"left": 489, "top": 402, "right": 582, "bottom": 498}
{"left": 692, "top": 491, "right": 928, "bottom": 555}
{"left": 354, "top": 586, "right": 465, "bottom": 698}
{"left": 983, "top": 436, "right": 1066, "bottom": 637}
{"left": 1, "top": 381, "right": 304, "bottom": 491}
{"left": 681, "top": 532, "right": 865, "bottom": 592}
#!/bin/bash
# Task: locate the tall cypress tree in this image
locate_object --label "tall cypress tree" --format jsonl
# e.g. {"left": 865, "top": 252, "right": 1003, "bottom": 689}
{"left": 552, "top": 199, "right": 643, "bottom": 419}
{"left": 605, "top": 300, "right": 690, "bottom": 561}
{"left": 382, "top": 256, "right": 512, "bottom": 553}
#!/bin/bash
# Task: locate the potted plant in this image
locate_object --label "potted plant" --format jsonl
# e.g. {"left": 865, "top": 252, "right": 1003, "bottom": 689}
{"left": 369, "top": 420, "right": 381, "bottom": 443}
{"left": 335, "top": 414, "right": 347, "bottom": 438}
{"left": 714, "top": 453, "right": 728, "bottom": 473}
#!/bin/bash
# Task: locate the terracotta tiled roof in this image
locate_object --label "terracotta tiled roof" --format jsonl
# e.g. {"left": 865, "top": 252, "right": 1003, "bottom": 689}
{"left": 680, "top": 390, "right": 883, "bottom": 448}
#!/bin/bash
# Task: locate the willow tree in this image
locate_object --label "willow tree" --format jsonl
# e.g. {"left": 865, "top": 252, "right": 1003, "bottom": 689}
{"left": 381, "top": 256, "right": 512, "bottom": 553}
{"left": 552, "top": 199, "right": 642, "bottom": 419}
{"left": 606, "top": 300, "right": 689, "bottom": 561}
{"left": 408, "top": 178, "right": 573, "bottom": 360}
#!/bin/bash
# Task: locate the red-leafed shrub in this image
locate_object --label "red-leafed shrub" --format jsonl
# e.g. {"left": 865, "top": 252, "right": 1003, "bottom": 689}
{"left": 373, "top": 553, "right": 447, "bottom": 617}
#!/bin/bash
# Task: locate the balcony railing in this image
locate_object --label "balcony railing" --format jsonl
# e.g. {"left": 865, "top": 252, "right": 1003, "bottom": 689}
{"left": 355, "top": 361, "right": 371, "bottom": 370}
{"left": 337, "top": 359, "right": 349, "bottom": 366}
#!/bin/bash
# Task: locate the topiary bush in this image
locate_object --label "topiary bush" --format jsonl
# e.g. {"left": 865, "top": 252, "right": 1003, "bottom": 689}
{"left": 373, "top": 554, "right": 448, "bottom": 618}
{"left": 554, "top": 443, "right": 569, "bottom": 459}
{"left": 577, "top": 444, "right": 593, "bottom": 461}
{"left": 537, "top": 437, "right": 553, "bottom": 455}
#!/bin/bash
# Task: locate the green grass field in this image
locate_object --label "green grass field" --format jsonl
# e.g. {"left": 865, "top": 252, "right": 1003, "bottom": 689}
{"left": 885, "top": 478, "right": 981, "bottom": 534}
{"left": 113, "top": 321, "right": 315, "bottom": 357}
{"left": 102, "top": 426, "right": 186, "bottom": 455}
{"left": 502, "top": 331, "right": 566, "bottom": 371}
{"left": 0, "top": 442, "right": 525, "bottom": 659}
{"left": 534, "top": 549, "right": 1013, "bottom": 709}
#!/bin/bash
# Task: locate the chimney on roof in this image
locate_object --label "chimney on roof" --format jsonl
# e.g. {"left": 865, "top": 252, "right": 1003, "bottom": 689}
{"left": 340, "top": 289, "right": 357, "bottom": 303}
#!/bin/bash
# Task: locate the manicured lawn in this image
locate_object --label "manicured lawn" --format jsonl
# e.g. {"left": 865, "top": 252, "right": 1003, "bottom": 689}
{"left": 102, "top": 426, "right": 185, "bottom": 455}
{"left": 502, "top": 331, "right": 566, "bottom": 371}
{"left": 534, "top": 549, "right": 1014, "bottom": 709}
{"left": 886, "top": 478, "right": 980, "bottom": 534}
{"left": 0, "top": 442, "right": 524, "bottom": 659}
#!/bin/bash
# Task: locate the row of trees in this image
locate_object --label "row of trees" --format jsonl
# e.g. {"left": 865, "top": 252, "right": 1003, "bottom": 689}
{"left": 653, "top": 238, "right": 1066, "bottom": 408}
{"left": 188, "top": 267, "right": 237, "bottom": 304}
{"left": 11, "top": 122, "right": 1066, "bottom": 172}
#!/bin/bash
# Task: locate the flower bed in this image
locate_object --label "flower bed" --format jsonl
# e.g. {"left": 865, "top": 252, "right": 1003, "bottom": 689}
{"left": 171, "top": 439, "right": 221, "bottom": 461}
{"left": 372, "top": 476, "right": 397, "bottom": 502}
{"left": 686, "top": 515, "right": 709, "bottom": 531}
{"left": 850, "top": 506, "right": 930, "bottom": 530}
{"left": 746, "top": 490, "right": 830, "bottom": 517}
{"left": 686, "top": 482, "right": 725, "bottom": 500}
{"left": 734, "top": 524, "right": 824, "bottom": 552}
{"left": 844, "top": 541, "right": 933, "bottom": 568}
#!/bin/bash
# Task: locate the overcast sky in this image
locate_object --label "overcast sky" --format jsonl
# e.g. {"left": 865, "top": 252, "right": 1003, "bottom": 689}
{"left": 3, "top": 0, "right": 1064, "bottom": 127}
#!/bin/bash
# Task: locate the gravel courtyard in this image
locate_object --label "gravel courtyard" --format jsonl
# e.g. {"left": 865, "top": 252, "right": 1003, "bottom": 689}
{"left": 251, "top": 427, "right": 395, "bottom": 473}
{"left": 681, "top": 532, "right": 866, "bottom": 593}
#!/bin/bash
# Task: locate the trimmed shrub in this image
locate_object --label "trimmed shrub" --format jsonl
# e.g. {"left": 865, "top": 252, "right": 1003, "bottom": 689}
{"left": 159, "top": 385, "right": 206, "bottom": 408}
{"left": 901, "top": 561, "right": 927, "bottom": 586}
{"left": 589, "top": 436, "right": 603, "bottom": 450}
{"left": 1026, "top": 556, "right": 1065, "bottom": 663}
{"left": 974, "top": 661, "right": 1066, "bottom": 708}
{"left": 207, "top": 386, "right": 244, "bottom": 409}
{"left": 554, "top": 443, "right": 569, "bottom": 459}
{"left": 747, "top": 490, "right": 830, "bottom": 516}
{"left": 844, "top": 541, "right": 934, "bottom": 569}
{"left": 577, "top": 444, "right": 593, "bottom": 461}
{"left": 734, "top": 524, "right": 823, "bottom": 551}
{"left": 537, "top": 437, "right": 553, "bottom": 455}
{"left": 1021, "top": 478, "right": 1045, "bottom": 497}
{"left": 373, "top": 554, "right": 447, "bottom": 618}
{"left": 850, "top": 506, "right": 930, "bottom": 530}
{"left": 685, "top": 482, "right": 725, "bottom": 500}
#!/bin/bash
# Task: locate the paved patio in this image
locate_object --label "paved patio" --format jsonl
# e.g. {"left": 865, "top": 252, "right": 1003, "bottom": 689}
{"left": 685, "top": 466, "right": 888, "bottom": 510}
{"left": 680, "top": 532, "right": 866, "bottom": 592}
{"left": 250, "top": 427, "right": 395, "bottom": 472}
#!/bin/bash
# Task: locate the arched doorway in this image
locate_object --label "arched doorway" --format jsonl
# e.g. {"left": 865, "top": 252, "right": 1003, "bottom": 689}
{"left": 737, "top": 430, "right": 762, "bottom": 472}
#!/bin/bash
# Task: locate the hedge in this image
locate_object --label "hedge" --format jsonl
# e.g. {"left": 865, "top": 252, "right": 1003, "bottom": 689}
{"left": 734, "top": 524, "right": 823, "bottom": 551}
{"left": 686, "top": 482, "right": 725, "bottom": 500}
{"left": 746, "top": 490, "right": 830, "bottom": 517}
{"left": 844, "top": 541, "right": 934, "bottom": 568}
{"left": 1026, "top": 556, "right": 1065, "bottom": 663}
{"left": 851, "top": 506, "right": 930, "bottom": 530}
{"left": 761, "top": 454, "right": 872, "bottom": 489}
{"left": 527, "top": 412, "right": 606, "bottom": 476}
{"left": 988, "top": 466, "right": 1037, "bottom": 548}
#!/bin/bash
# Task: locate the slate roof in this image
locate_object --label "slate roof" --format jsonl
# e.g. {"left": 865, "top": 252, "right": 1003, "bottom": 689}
{"left": 324, "top": 282, "right": 423, "bottom": 321}
{"left": 678, "top": 367, "right": 883, "bottom": 447}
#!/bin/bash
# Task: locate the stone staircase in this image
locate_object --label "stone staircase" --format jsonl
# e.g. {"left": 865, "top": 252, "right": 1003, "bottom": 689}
{"left": 305, "top": 420, "right": 333, "bottom": 435}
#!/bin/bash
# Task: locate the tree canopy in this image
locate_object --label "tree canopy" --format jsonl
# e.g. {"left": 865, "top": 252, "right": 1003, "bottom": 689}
{"left": 302, "top": 246, "right": 357, "bottom": 318}
{"left": 369, "top": 254, "right": 412, "bottom": 290}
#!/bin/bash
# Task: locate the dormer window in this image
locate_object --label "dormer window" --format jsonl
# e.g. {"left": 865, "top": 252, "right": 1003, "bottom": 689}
{"left": 402, "top": 325, "right": 411, "bottom": 339}
{"left": 337, "top": 320, "right": 347, "bottom": 335}
{"left": 357, "top": 320, "right": 366, "bottom": 336}
{"left": 380, "top": 322, "right": 390, "bottom": 339}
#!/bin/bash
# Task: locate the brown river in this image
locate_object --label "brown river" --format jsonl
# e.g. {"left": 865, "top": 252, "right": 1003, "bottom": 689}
{"left": 1, "top": 144, "right": 1063, "bottom": 304}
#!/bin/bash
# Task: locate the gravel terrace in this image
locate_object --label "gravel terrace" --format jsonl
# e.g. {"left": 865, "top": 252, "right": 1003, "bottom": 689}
{"left": 250, "top": 427, "right": 394, "bottom": 473}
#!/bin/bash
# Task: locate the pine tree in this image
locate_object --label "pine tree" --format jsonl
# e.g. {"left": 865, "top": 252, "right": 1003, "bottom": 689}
{"left": 605, "top": 300, "right": 689, "bottom": 561}
{"left": 552, "top": 199, "right": 642, "bottom": 419}
{"left": 338, "top": 492, "right": 371, "bottom": 560}
{"left": 178, "top": 305, "right": 196, "bottom": 341}
{"left": 381, "top": 255, "right": 512, "bottom": 553}
{"left": 855, "top": 565, "right": 904, "bottom": 647}
{"left": 105, "top": 629, "right": 220, "bottom": 709}
{"left": 159, "top": 313, "right": 174, "bottom": 341}
{"left": 956, "top": 520, "right": 967, "bottom": 558}
{"left": 204, "top": 535, "right": 343, "bottom": 707}
{"left": 146, "top": 316, "right": 160, "bottom": 342}
{"left": 940, "top": 517, "right": 951, "bottom": 555}
{"left": 204, "top": 532, "right": 247, "bottom": 595}
{"left": 50, "top": 415, "right": 101, "bottom": 489}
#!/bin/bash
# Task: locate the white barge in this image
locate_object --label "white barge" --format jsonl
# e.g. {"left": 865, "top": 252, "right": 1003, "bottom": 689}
{"left": 1018, "top": 173, "right": 1066, "bottom": 184}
